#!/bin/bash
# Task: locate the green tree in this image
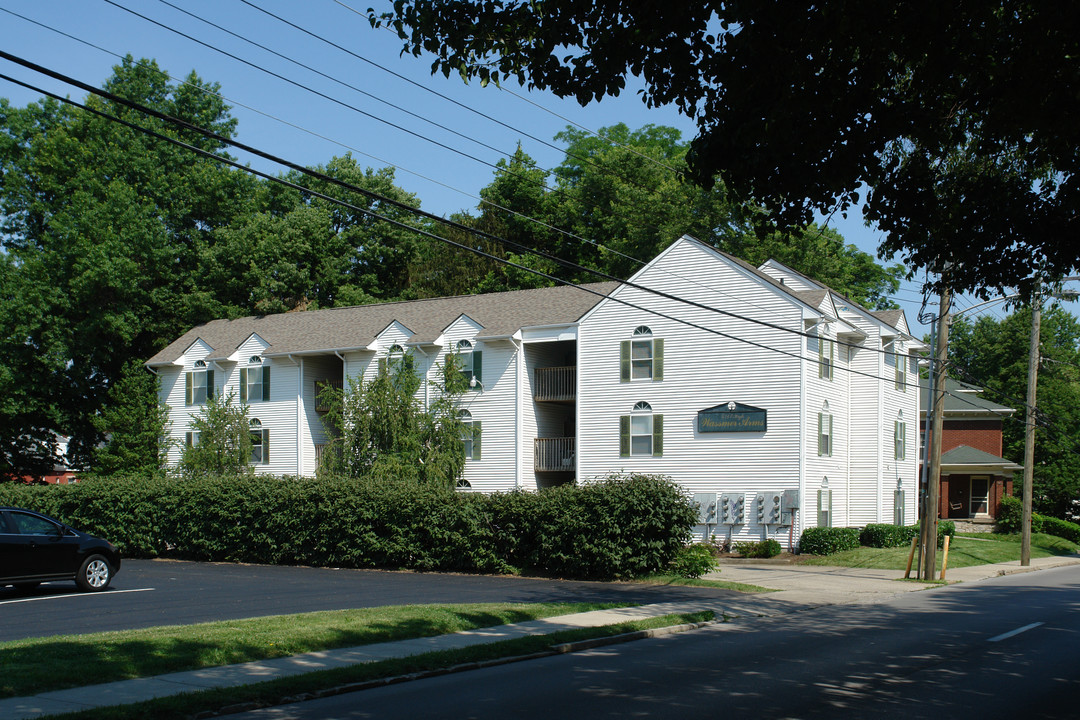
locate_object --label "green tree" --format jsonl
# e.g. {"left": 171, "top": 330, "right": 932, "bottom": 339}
{"left": 180, "top": 391, "right": 253, "bottom": 478}
{"left": 429, "top": 122, "right": 901, "bottom": 308}
{"left": 90, "top": 360, "right": 171, "bottom": 476}
{"left": 949, "top": 307, "right": 1080, "bottom": 520}
{"left": 373, "top": 1, "right": 1080, "bottom": 296}
{"left": 320, "top": 353, "right": 469, "bottom": 487}
{"left": 0, "top": 57, "right": 257, "bottom": 470}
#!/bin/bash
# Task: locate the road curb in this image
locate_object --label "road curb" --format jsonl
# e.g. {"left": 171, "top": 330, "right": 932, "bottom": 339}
{"left": 195, "top": 618, "right": 718, "bottom": 718}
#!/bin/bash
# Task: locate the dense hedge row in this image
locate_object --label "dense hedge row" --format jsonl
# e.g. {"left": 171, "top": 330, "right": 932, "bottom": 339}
{"left": 0, "top": 473, "right": 696, "bottom": 580}
{"left": 801, "top": 521, "right": 955, "bottom": 555}
{"left": 998, "top": 495, "right": 1080, "bottom": 543}
{"left": 798, "top": 527, "right": 860, "bottom": 555}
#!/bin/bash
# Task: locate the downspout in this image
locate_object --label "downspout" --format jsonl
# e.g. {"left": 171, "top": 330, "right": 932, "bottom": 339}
{"left": 511, "top": 337, "right": 523, "bottom": 490}
{"left": 877, "top": 341, "right": 886, "bottom": 523}
{"left": 286, "top": 354, "right": 302, "bottom": 477}
{"left": 797, "top": 320, "right": 807, "bottom": 552}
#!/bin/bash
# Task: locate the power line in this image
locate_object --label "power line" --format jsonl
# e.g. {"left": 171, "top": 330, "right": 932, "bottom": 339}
{"left": 0, "top": 54, "right": 924, "bottom": 389}
{"left": 0, "top": 6, "right": 802, "bottom": 331}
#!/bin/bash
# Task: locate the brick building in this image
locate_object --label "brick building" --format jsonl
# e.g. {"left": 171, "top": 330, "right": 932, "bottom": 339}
{"left": 921, "top": 379, "right": 1020, "bottom": 522}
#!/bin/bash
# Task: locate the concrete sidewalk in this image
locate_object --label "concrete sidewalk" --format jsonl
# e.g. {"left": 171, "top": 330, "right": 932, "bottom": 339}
{"left": 709, "top": 553, "right": 1080, "bottom": 610}
{"left": 3, "top": 554, "right": 1079, "bottom": 720}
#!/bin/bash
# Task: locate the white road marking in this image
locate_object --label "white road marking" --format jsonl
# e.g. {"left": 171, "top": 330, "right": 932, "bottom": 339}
{"left": 988, "top": 622, "right": 1044, "bottom": 643}
{"left": 0, "top": 587, "right": 155, "bottom": 606}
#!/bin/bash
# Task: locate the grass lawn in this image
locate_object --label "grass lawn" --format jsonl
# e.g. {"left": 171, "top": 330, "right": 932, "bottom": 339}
{"left": 636, "top": 574, "right": 776, "bottom": 593}
{"left": 0, "top": 602, "right": 626, "bottom": 699}
{"left": 42, "top": 610, "right": 714, "bottom": 720}
{"left": 799, "top": 532, "right": 1080, "bottom": 570}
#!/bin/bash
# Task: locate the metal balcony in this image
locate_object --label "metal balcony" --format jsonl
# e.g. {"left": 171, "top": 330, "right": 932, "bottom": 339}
{"left": 534, "top": 437, "right": 575, "bottom": 472}
{"left": 534, "top": 366, "right": 575, "bottom": 402}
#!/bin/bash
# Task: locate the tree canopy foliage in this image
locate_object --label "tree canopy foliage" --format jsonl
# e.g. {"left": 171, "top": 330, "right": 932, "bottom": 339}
{"left": 949, "top": 308, "right": 1080, "bottom": 520}
{"left": 373, "top": 1, "right": 1080, "bottom": 297}
{"left": 1, "top": 57, "right": 902, "bottom": 478}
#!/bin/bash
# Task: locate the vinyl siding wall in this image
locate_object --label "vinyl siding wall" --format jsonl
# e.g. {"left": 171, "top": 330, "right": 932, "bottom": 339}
{"left": 578, "top": 240, "right": 807, "bottom": 544}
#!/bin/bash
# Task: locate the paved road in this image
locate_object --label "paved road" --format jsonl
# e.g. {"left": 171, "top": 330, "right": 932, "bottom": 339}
{"left": 0, "top": 559, "right": 742, "bottom": 643}
{"left": 222, "top": 565, "right": 1080, "bottom": 719}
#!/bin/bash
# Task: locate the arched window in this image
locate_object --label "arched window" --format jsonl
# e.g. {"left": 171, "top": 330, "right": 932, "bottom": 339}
{"left": 818, "top": 477, "right": 832, "bottom": 527}
{"left": 621, "top": 327, "right": 663, "bottom": 381}
{"left": 817, "top": 401, "right": 833, "bottom": 457}
{"left": 894, "top": 411, "right": 907, "bottom": 460}
{"left": 249, "top": 419, "right": 269, "bottom": 465}
{"left": 241, "top": 355, "right": 269, "bottom": 403}
{"left": 456, "top": 339, "right": 475, "bottom": 382}
{"left": 458, "top": 409, "right": 480, "bottom": 460}
{"left": 620, "top": 401, "right": 663, "bottom": 457}
{"left": 387, "top": 344, "right": 405, "bottom": 373}
{"left": 186, "top": 360, "right": 213, "bottom": 405}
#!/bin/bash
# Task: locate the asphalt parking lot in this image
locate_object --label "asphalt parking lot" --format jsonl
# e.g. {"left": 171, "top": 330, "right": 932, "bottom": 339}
{"left": 0, "top": 558, "right": 743, "bottom": 643}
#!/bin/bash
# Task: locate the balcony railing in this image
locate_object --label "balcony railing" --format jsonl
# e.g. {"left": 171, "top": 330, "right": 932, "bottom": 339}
{"left": 534, "top": 437, "right": 575, "bottom": 472}
{"left": 534, "top": 366, "right": 575, "bottom": 402}
{"left": 314, "top": 378, "right": 344, "bottom": 412}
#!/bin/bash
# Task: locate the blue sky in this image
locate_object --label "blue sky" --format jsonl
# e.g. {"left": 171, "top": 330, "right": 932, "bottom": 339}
{"left": 0, "top": 0, "right": 1000, "bottom": 335}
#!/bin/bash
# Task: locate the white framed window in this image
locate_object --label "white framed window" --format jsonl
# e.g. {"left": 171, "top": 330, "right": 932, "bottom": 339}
{"left": 185, "top": 431, "right": 200, "bottom": 447}
{"left": 620, "top": 401, "right": 663, "bottom": 457}
{"left": 817, "top": 402, "right": 833, "bottom": 457}
{"left": 620, "top": 327, "right": 664, "bottom": 382}
{"left": 249, "top": 418, "right": 269, "bottom": 465}
{"left": 186, "top": 360, "right": 214, "bottom": 406}
{"left": 458, "top": 409, "right": 481, "bottom": 460}
{"left": 456, "top": 339, "right": 482, "bottom": 388}
{"left": 818, "top": 477, "right": 832, "bottom": 528}
{"left": 885, "top": 340, "right": 905, "bottom": 390}
{"left": 241, "top": 356, "right": 270, "bottom": 403}
{"left": 819, "top": 336, "right": 834, "bottom": 380}
{"left": 894, "top": 412, "right": 907, "bottom": 460}
{"left": 388, "top": 344, "right": 405, "bottom": 373}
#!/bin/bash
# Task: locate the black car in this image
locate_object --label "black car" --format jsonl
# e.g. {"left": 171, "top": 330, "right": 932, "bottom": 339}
{"left": 0, "top": 507, "right": 121, "bottom": 591}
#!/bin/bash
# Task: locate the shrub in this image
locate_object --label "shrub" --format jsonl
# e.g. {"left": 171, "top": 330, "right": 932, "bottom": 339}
{"left": 860, "top": 523, "right": 919, "bottom": 548}
{"left": 799, "top": 526, "right": 860, "bottom": 555}
{"left": 733, "top": 539, "right": 783, "bottom": 558}
{"left": 0, "top": 472, "right": 695, "bottom": 581}
{"left": 998, "top": 495, "right": 1080, "bottom": 543}
{"left": 670, "top": 544, "right": 718, "bottom": 578}
{"left": 1040, "top": 516, "right": 1080, "bottom": 544}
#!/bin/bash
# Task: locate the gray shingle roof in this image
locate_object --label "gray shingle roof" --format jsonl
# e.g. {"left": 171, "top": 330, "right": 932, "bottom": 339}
{"left": 871, "top": 309, "right": 905, "bottom": 329}
{"left": 921, "top": 378, "right": 1016, "bottom": 416}
{"left": 940, "top": 445, "right": 1021, "bottom": 468}
{"left": 147, "top": 282, "right": 620, "bottom": 366}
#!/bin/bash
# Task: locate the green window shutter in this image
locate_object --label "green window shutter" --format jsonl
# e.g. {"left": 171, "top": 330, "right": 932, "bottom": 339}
{"left": 817, "top": 413, "right": 824, "bottom": 456}
{"left": 377, "top": 357, "right": 387, "bottom": 375}
{"left": 620, "top": 341, "right": 630, "bottom": 382}
{"left": 262, "top": 367, "right": 271, "bottom": 401}
{"left": 185, "top": 372, "right": 193, "bottom": 406}
{"left": 240, "top": 368, "right": 248, "bottom": 402}
{"left": 472, "top": 421, "right": 481, "bottom": 460}
{"left": 619, "top": 415, "right": 630, "bottom": 456}
{"left": 818, "top": 339, "right": 825, "bottom": 378}
{"left": 473, "top": 350, "right": 482, "bottom": 386}
{"left": 185, "top": 431, "right": 193, "bottom": 447}
{"left": 653, "top": 339, "right": 664, "bottom": 381}
{"left": 207, "top": 369, "right": 215, "bottom": 400}
{"left": 263, "top": 429, "right": 270, "bottom": 464}
{"left": 652, "top": 414, "right": 663, "bottom": 457}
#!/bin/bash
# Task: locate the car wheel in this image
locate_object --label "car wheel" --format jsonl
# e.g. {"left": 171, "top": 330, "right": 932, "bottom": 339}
{"left": 76, "top": 555, "right": 113, "bottom": 592}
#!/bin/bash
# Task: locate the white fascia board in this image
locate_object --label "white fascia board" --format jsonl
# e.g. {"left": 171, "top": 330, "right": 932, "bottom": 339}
{"left": 263, "top": 346, "right": 370, "bottom": 358}
{"left": 519, "top": 323, "right": 579, "bottom": 343}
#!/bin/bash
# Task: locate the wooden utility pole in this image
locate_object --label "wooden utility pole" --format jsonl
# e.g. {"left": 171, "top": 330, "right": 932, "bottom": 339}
{"left": 921, "top": 285, "right": 951, "bottom": 580}
{"left": 1021, "top": 284, "right": 1041, "bottom": 566}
